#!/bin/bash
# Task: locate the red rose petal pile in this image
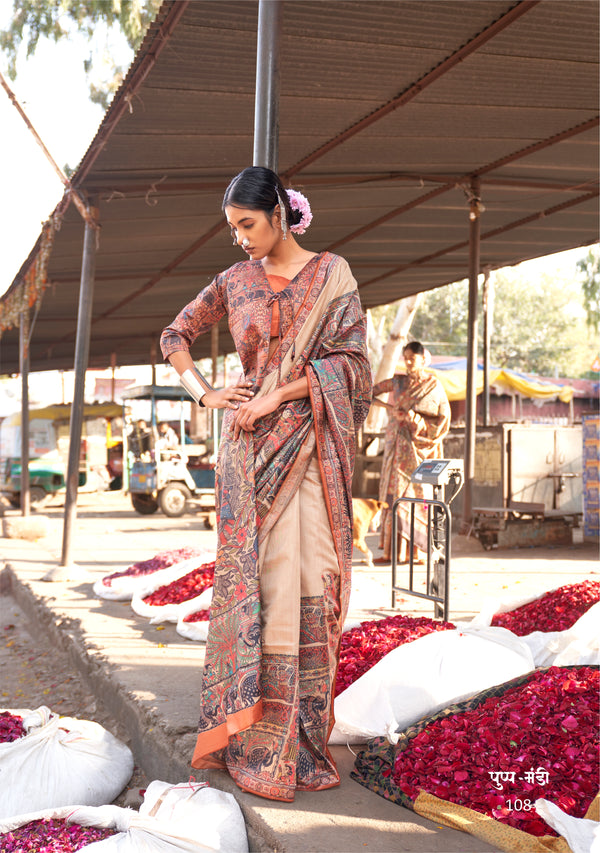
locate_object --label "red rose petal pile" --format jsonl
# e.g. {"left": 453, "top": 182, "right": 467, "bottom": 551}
{"left": 393, "top": 666, "right": 599, "bottom": 836}
{"left": 183, "top": 609, "right": 211, "bottom": 623}
{"left": 491, "top": 580, "right": 600, "bottom": 635}
{"left": 336, "top": 613, "right": 455, "bottom": 696}
{"left": 1, "top": 818, "right": 116, "bottom": 851}
{"left": 0, "top": 711, "right": 25, "bottom": 743}
{"left": 143, "top": 562, "right": 215, "bottom": 607}
{"left": 102, "top": 547, "right": 207, "bottom": 587}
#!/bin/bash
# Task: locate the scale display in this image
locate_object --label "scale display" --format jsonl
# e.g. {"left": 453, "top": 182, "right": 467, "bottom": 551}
{"left": 411, "top": 459, "right": 463, "bottom": 486}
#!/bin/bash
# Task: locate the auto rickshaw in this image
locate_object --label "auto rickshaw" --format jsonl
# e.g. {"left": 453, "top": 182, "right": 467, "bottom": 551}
{"left": 122, "top": 384, "right": 217, "bottom": 523}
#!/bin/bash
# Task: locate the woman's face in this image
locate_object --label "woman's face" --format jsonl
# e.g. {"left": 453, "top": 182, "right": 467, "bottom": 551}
{"left": 225, "top": 205, "right": 281, "bottom": 260}
{"left": 403, "top": 349, "right": 425, "bottom": 374}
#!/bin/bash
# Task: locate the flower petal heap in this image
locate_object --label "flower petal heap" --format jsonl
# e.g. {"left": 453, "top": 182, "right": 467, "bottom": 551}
{"left": 392, "top": 666, "right": 599, "bottom": 836}
{"left": 491, "top": 580, "right": 600, "bottom": 635}
{"left": 0, "top": 711, "right": 25, "bottom": 743}
{"left": 143, "top": 562, "right": 215, "bottom": 607}
{"left": 183, "top": 608, "right": 211, "bottom": 623}
{"left": 1, "top": 817, "right": 115, "bottom": 851}
{"left": 102, "top": 546, "right": 207, "bottom": 587}
{"left": 336, "top": 613, "right": 455, "bottom": 696}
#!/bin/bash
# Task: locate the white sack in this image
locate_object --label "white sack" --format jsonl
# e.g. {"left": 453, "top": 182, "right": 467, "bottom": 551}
{"left": 489, "top": 600, "right": 600, "bottom": 667}
{"left": 0, "top": 707, "right": 133, "bottom": 819}
{"left": 329, "top": 626, "right": 534, "bottom": 745}
{"left": 543, "top": 601, "right": 600, "bottom": 666}
{"left": 175, "top": 599, "right": 211, "bottom": 642}
{"left": 469, "top": 580, "right": 599, "bottom": 630}
{"left": 0, "top": 782, "right": 249, "bottom": 853}
{"left": 94, "top": 551, "right": 215, "bottom": 601}
{"left": 132, "top": 583, "right": 213, "bottom": 625}
{"left": 535, "top": 798, "right": 600, "bottom": 853}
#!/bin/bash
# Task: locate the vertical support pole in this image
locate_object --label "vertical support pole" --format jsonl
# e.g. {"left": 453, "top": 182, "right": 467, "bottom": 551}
{"left": 19, "top": 309, "right": 30, "bottom": 517}
{"left": 110, "top": 352, "right": 117, "bottom": 401}
{"left": 462, "top": 178, "right": 481, "bottom": 530}
{"left": 61, "top": 205, "right": 99, "bottom": 567}
{"left": 253, "top": 0, "right": 282, "bottom": 171}
{"left": 482, "top": 268, "right": 492, "bottom": 428}
{"left": 150, "top": 339, "right": 157, "bottom": 388}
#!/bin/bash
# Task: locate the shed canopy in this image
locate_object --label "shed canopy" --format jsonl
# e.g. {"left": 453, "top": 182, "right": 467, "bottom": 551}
{"left": 0, "top": 0, "right": 598, "bottom": 373}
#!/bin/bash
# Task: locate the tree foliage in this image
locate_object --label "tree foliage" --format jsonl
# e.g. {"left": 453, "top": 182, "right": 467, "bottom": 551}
{"left": 576, "top": 247, "right": 600, "bottom": 335}
{"left": 1, "top": 0, "right": 161, "bottom": 106}
{"left": 406, "top": 259, "right": 597, "bottom": 378}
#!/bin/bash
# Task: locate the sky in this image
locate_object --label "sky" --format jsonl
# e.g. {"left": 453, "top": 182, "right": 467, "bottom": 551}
{"left": 0, "top": 11, "right": 132, "bottom": 296}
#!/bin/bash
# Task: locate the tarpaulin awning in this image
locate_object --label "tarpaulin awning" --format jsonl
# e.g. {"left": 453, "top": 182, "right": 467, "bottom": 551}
{"left": 1, "top": 402, "right": 122, "bottom": 426}
{"left": 428, "top": 367, "right": 574, "bottom": 402}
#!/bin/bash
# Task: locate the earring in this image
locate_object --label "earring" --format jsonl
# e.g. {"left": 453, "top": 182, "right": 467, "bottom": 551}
{"left": 232, "top": 237, "right": 236, "bottom": 245}
{"left": 276, "top": 189, "right": 288, "bottom": 240}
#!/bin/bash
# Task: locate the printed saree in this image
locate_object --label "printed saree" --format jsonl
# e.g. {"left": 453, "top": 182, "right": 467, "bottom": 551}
{"left": 375, "top": 372, "right": 451, "bottom": 558}
{"left": 161, "top": 252, "right": 372, "bottom": 800}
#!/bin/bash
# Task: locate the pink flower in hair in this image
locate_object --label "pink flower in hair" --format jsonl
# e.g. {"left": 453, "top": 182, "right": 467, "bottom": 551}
{"left": 286, "top": 189, "right": 313, "bottom": 234}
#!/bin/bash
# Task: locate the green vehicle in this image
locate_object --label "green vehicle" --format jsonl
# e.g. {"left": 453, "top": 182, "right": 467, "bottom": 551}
{"left": 0, "top": 402, "right": 121, "bottom": 508}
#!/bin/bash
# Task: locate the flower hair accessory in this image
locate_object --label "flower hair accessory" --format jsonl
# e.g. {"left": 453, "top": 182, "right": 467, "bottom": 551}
{"left": 286, "top": 189, "right": 313, "bottom": 234}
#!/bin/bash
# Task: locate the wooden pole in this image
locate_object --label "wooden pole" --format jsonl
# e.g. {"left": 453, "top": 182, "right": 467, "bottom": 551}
{"left": 0, "top": 70, "right": 98, "bottom": 230}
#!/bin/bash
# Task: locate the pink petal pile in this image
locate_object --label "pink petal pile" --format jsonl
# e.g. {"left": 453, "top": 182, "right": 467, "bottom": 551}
{"left": 491, "top": 580, "right": 600, "bottom": 635}
{"left": 1, "top": 817, "right": 115, "bottom": 851}
{"left": 143, "top": 562, "right": 215, "bottom": 607}
{"left": 102, "top": 547, "right": 207, "bottom": 587}
{"left": 336, "top": 614, "right": 455, "bottom": 696}
{"left": 183, "top": 609, "right": 211, "bottom": 623}
{"left": 393, "top": 666, "right": 599, "bottom": 836}
{"left": 0, "top": 711, "right": 25, "bottom": 743}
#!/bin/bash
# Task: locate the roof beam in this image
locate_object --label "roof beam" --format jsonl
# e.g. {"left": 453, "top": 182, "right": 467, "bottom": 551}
{"left": 283, "top": 0, "right": 540, "bottom": 179}
{"left": 86, "top": 173, "right": 597, "bottom": 196}
{"left": 358, "top": 189, "right": 599, "bottom": 293}
{"left": 327, "top": 116, "right": 599, "bottom": 251}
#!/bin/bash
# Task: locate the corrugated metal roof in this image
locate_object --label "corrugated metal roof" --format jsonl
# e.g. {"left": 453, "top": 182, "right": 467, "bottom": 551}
{"left": 0, "top": 0, "right": 597, "bottom": 372}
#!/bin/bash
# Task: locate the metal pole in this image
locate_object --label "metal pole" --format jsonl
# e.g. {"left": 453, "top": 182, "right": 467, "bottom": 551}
{"left": 61, "top": 205, "right": 99, "bottom": 566}
{"left": 253, "top": 0, "right": 282, "bottom": 170}
{"left": 462, "top": 178, "right": 481, "bottom": 530}
{"left": 150, "top": 339, "right": 157, "bottom": 387}
{"left": 19, "top": 309, "right": 30, "bottom": 517}
{"left": 482, "top": 268, "right": 492, "bottom": 427}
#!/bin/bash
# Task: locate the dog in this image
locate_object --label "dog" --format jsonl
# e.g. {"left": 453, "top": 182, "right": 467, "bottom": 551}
{"left": 352, "top": 498, "right": 388, "bottom": 568}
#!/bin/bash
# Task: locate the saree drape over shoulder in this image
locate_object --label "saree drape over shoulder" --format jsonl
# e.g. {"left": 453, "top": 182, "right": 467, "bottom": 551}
{"left": 376, "top": 372, "right": 451, "bottom": 557}
{"left": 161, "top": 252, "right": 371, "bottom": 801}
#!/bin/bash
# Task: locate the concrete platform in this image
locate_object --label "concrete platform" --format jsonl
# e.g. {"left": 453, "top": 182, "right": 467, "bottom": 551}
{"left": 1, "top": 490, "right": 597, "bottom": 852}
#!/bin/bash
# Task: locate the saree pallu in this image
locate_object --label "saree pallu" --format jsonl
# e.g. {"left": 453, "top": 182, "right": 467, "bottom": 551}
{"left": 378, "top": 373, "right": 451, "bottom": 558}
{"left": 186, "top": 254, "right": 371, "bottom": 801}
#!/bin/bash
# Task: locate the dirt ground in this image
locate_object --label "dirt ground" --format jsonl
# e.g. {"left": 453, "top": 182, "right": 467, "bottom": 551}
{"left": 0, "top": 593, "right": 148, "bottom": 809}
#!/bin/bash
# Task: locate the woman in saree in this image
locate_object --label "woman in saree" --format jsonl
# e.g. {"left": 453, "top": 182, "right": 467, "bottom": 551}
{"left": 372, "top": 341, "right": 451, "bottom": 565}
{"left": 160, "top": 166, "right": 372, "bottom": 802}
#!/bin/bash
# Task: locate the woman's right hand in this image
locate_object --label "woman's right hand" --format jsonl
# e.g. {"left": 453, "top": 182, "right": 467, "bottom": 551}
{"left": 202, "top": 382, "right": 254, "bottom": 410}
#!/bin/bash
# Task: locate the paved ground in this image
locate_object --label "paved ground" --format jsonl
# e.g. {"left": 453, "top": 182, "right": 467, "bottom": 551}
{"left": 1, "top": 490, "right": 597, "bottom": 852}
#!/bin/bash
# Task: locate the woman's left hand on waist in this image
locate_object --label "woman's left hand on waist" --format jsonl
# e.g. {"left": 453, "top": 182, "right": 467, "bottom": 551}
{"left": 232, "top": 389, "right": 283, "bottom": 439}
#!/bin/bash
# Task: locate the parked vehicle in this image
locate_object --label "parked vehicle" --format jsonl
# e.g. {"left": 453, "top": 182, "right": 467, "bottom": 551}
{"left": 0, "top": 402, "right": 121, "bottom": 507}
{"left": 122, "top": 385, "right": 217, "bottom": 523}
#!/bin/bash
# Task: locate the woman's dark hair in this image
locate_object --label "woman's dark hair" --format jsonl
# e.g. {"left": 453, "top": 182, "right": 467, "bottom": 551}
{"left": 222, "top": 166, "right": 302, "bottom": 228}
{"left": 403, "top": 341, "right": 425, "bottom": 356}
